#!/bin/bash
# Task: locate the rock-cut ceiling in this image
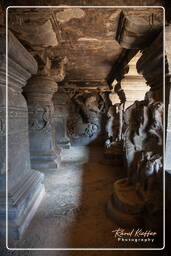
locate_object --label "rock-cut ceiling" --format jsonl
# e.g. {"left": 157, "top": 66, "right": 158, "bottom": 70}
{"left": 7, "top": 7, "right": 163, "bottom": 87}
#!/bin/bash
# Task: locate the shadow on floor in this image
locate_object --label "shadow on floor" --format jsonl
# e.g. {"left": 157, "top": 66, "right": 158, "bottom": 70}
{"left": 6, "top": 146, "right": 164, "bottom": 251}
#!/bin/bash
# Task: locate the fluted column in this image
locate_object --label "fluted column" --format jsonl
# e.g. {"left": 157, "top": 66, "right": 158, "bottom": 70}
{"left": 0, "top": 30, "right": 45, "bottom": 240}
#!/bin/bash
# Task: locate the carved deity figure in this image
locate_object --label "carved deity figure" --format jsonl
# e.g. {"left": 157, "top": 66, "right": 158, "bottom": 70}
{"left": 148, "top": 102, "right": 163, "bottom": 147}
{"left": 123, "top": 100, "right": 146, "bottom": 183}
{"left": 28, "top": 105, "right": 52, "bottom": 134}
{"left": 67, "top": 92, "right": 104, "bottom": 138}
{"left": 105, "top": 102, "right": 124, "bottom": 148}
{"left": 123, "top": 90, "right": 163, "bottom": 187}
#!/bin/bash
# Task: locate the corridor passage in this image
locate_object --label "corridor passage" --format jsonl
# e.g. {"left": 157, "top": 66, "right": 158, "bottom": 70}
{"left": 10, "top": 146, "right": 124, "bottom": 249}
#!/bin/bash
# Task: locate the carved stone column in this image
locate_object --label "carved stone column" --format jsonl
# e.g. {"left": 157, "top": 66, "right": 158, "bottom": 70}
{"left": 24, "top": 74, "right": 61, "bottom": 169}
{"left": 0, "top": 30, "right": 45, "bottom": 239}
{"left": 120, "top": 52, "right": 150, "bottom": 109}
{"left": 24, "top": 57, "right": 67, "bottom": 169}
{"left": 53, "top": 89, "right": 71, "bottom": 149}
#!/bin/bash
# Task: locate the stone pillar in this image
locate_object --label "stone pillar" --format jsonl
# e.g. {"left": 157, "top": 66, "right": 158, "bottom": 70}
{"left": 120, "top": 52, "right": 150, "bottom": 109}
{"left": 53, "top": 89, "right": 71, "bottom": 149}
{"left": 0, "top": 30, "right": 45, "bottom": 240}
{"left": 165, "top": 25, "right": 171, "bottom": 171}
{"left": 24, "top": 75, "right": 61, "bottom": 169}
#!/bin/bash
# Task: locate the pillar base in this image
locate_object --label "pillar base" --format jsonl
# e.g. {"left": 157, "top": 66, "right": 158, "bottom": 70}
{"left": 30, "top": 150, "right": 61, "bottom": 170}
{"left": 57, "top": 139, "right": 71, "bottom": 149}
{"left": 0, "top": 170, "right": 45, "bottom": 240}
{"left": 107, "top": 178, "right": 144, "bottom": 227}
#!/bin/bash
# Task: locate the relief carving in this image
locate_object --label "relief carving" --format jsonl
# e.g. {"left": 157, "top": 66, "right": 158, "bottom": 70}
{"left": 67, "top": 92, "right": 104, "bottom": 139}
{"left": 0, "top": 118, "right": 5, "bottom": 135}
{"left": 123, "top": 91, "right": 163, "bottom": 189}
{"left": 105, "top": 103, "right": 124, "bottom": 149}
{"left": 136, "top": 151, "right": 162, "bottom": 193}
{"left": 28, "top": 105, "right": 52, "bottom": 134}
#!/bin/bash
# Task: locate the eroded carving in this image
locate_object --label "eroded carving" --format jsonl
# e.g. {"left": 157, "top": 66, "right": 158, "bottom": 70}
{"left": 28, "top": 105, "right": 52, "bottom": 134}
{"left": 136, "top": 151, "right": 162, "bottom": 192}
{"left": 67, "top": 91, "right": 104, "bottom": 142}
{"left": 105, "top": 103, "right": 124, "bottom": 149}
{"left": 123, "top": 93, "right": 163, "bottom": 185}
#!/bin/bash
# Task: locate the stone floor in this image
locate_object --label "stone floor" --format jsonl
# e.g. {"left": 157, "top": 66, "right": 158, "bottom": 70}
{"left": 1, "top": 146, "right": 166, "bottom": 255}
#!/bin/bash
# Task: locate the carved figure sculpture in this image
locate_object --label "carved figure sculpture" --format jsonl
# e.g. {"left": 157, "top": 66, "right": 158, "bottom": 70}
{"left": 29, "top": 105, "right": 51, "bottom": 133}
{"left": 105, "top": 103, "right": 124, "bottom": 148}
{"left": 136, "top": 151, "right": 162, "bottom": 192}
{"left": 148, "top": 102, "right": 163, "bottom": 147}
{"left": 123, "top": 90, "right": 163, "bottom": 186}
{"left": 123, "top": 100, "right": 148, "bottom": 184}
{"left": 67, "top": 92, "right": 104, "bottom": 139}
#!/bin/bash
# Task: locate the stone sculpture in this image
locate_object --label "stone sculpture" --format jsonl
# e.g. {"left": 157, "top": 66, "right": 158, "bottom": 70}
{"left": 105, "top": 102, "right": 124, "bottom": 147}
{"left": 136, "top": 151, "right": 162, "bottom": 192}
{"left": 67, "top": 92, "right": 104, "bottom": 144}
{"left": 107, "top": 90, "right": 163, "bottom": 231}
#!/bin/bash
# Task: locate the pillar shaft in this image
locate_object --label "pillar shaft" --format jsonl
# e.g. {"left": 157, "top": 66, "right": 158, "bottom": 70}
{"left": 24, "top": 75, "right": 61, "bottom": 169}
{"left": 0, "top": 30, "right": 45, "bottom": 240}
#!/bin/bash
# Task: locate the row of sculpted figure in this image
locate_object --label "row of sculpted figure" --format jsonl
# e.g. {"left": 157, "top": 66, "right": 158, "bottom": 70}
{"left": 105, "top": 90, "right": 163, "bottom": 195}
{"left": 65, "top": 88, "right": 163, "bottom": 196}
{"left": 123, "top": 91, "right": 163, "bottom": 192}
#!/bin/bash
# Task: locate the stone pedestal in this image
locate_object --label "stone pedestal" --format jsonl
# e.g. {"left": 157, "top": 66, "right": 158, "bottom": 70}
{"left": 0, "top": 30, "right": 45, "bottom": 240}
{"left": 24, "top": 75, "right": 61, "bottom": 169}
{"left": 53, "top": 90, "right": 71, "bottom": 149}
{"left": 107, "top": 178, "right": 144, "bottom": 227}
{"left": 104, "top": 141, "right": 123, "bottom": 166}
